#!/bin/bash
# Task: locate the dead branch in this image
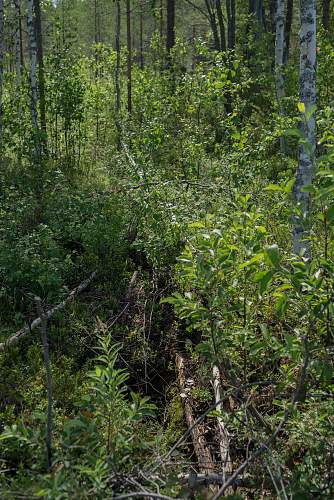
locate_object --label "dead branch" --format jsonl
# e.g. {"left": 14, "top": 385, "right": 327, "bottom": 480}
{"left": 176, "top": 353, "right": 216, "bottom": 476}
{"left": 0, "top": 271, "right": 97, "bottom": 352}
{"left": 212, "top": 365, "right": 233, "bottom": 485}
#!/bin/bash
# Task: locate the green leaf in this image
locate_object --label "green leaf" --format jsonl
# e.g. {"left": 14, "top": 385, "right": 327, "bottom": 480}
{"left": 326, "top": 204, "right": 334, "bottom": 222}
{"left": 297, "top": 102, "right": 305, "bottom": 113}
{"left": 265, "top": 245, "right": 280, "bottom": 267}
{"left": 254, "top": 270, "right": 275, "bottom": 294}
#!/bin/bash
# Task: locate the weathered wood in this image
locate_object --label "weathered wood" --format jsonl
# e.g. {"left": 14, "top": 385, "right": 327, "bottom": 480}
{"left": 212, "top": 365, "right": 233, "bottom": 484}
{"left": 0, "top": 271, "right": 97, "bottom": 352}
{"left": 176, "top": 353, "right": 216, "bottom": 476}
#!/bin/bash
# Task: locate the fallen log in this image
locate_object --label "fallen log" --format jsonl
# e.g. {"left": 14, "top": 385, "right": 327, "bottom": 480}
{"left": 0, "top": 271, "right": 97, "bottom": 352}
{"left": 175, "top": 353, "right": 216, "bottom": 476}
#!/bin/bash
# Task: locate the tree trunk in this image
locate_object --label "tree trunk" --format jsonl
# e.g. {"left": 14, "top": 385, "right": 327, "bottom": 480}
{"left": 205, "top": 0, "right": 221, "bottom": 50}
{"left": 27, "top": 0, "right": 39, "bottom": 134}
{"left": 284, "top": 0, "right": 294, "bottom": 64}
{"left": 166, "top": 0, "right": 175, "bottom": 53}
{"left": 293, "top": 0, "right": 317, "bottom": 257}
{"left": 275, "top": 0, "right": 286, "bottom": 153}
{"left": 33, "top": 0, "right": 47, "bottom": 145}
{"left": 322, "top": 0, "right": 331, "bottom": 30}
{"left": 14, "top": 1, "right": 22, "bottom": 95}
{"left": 0, "top": 0, "right": 4, "bottom": 143}
{"left": 140, "top": 0, "right": 144, "bottom": 69}
{"left": 126, "top": 0, "right": 132, "bottom": 114}
{"left": 115, "top": 0, "right": 121, "bottom": 149}
{"left": 216, "top": 0, "right": 226, "bottom": 51}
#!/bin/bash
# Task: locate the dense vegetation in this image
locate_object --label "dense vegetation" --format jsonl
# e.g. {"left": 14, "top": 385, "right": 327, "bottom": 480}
{"left": 0, "top": 1, "right": 334, "bottom": 498}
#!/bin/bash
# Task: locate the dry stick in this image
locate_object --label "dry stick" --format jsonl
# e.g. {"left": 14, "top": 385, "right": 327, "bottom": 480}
{"left": 35, "top": 297, "right": 53, "bottom": 471}
{"left": 0, "top": 271, "right": 97, "bottom": 351}
{"left": 211, "top": 336, "right": 310, "bottom": 500}
{"left": 212, "top": 365, "right": 233, "bottom": 484}
{"left": 176, "top": 353, "right": 216, "bottom": 476}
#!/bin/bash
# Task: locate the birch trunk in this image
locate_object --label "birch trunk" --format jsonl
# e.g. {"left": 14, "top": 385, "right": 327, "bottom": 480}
{"left": 275, "top": 0, "right": 286, "bottom": 153}
{"left": 293, "top": 0, "right": 317, "bottom": 257}
{"left": 27, "top": 0, "right": 39, "bottom": 133}
{"left": 0, "top": 0, "right": 4, "bottom": 142}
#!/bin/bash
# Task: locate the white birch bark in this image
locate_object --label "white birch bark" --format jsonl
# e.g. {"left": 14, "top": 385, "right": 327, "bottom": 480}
{"left": 0, "top": 0, "right": 4, "bottom": 141}
{"left": 275, "top": 0, "right": 286, "bottom": 153}
{"left": 293, "top": 0, "right": 317, "bottom": 257}
{"left": 27, "top": 0, "right": 39, "bottom": 132}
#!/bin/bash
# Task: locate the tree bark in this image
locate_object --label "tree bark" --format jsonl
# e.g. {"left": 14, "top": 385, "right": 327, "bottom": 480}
{"left": 126, "top": 0, "right": 132, "bottom": 114}
{"left": 140, "top": 0, "right": 144, "bottom": 69}
{"left": 284, "top": 0, "right": 294, "bottom": 64}
{"left": 27, "top": 0, "right": 39, "bottom": 133}
{"left": 33, "top": 0, "right": 47, "bottom": 144}
{"left": 14, "top": 1, "right": 22, "bottom": 96}
{"left": 322, "top": 0, "right": 331, "bottom": 30}
{"left": 216, "top": 0, "right": 226, "bottom": 52}
{"left": 115, "top": 0, "right": 121, "bottom": 149}
{"left": 166, "top": 0, "right": 175, "bottom": 53}
{"left": 205, "top": 0, "right": 221, "bottom": 50}
{"left": 275, "top": 0, "right": 286, "bottom": 153}
{"left": 293, "top": 0, "right": 317, "bottom": 257}
{"left": 0, "top": 0, "right": 4, "bottom": 143}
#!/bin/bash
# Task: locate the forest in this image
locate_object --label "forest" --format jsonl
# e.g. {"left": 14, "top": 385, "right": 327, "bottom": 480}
{"left": 0, "top": 0, "right": 333, "bottom": 498}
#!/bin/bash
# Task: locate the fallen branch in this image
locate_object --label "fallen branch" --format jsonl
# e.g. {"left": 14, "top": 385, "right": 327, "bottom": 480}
{"left": 176, "top": 353, "right": 216, "bottom": 476}
{"left": 0, "top": 271, "right": 97, "bottom": 352}
{"left": 212, "top": 365, "right": 233, "bottom": 485}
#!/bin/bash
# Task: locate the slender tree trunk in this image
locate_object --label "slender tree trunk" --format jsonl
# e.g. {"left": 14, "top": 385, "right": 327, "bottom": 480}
{"left": 205, "top": 0, "right": 220, "bottom": 50}
{"left": 322, "top": 0, "right": 331, "bottom": 30}
{"left": 284, "top": 0, "right": 294, "bottom": 64}
{"left": 275, "top": 0, "right": 286, "bottom": 153}
{"left": 160, "top": 0, "right": 163, "bottom": 40}
{"left": 14, "top": 1, "right": 22, "bottom": 95}
{"left": 226, "top": 0, "right": 236, "bottom": 48}
{"left": 166, "top": 0, "right": 175, "bottom": 53}
{"left": 216, "top": 0, "right": 226, "bottom": 51}
{"left": 115, "top": 0, "right": 121, "bottom": 149}
{"left": 33, "top": 0, "right": 47, "bottom": 145}
{"left": 293, "top": 0, "right": 317, "bottom": 257}
{"left": 126, "top": 0, "right": 132, "bottom": 114}
{"left": 0, "top": 0, "right": 4, "bottom": 143}
{"left": 140, "top": 0, "right": 144, "bottom": 69}
{"left": 27, "top": 0, "right": 39, "bottom": 134}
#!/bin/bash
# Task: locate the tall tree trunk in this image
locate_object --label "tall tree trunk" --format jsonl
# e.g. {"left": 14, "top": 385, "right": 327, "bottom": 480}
{"left": 0, "top": 0, "right": 4, "bottom": 143}
{"left": 160, "top": 0, "right": 163, "bottom": 41}
{"left": 275, "top": 0, "right": 286, "bottom": 153}
{"left": 322, "top": 0, "right": 331, "bottom": 30}
{"left": 14, "top": 1, "right": 22, "bottom": 95}
{"left": 293, "top": 0, "right": 317, "bottom": 257}
{"left": 33, "top": 0, "right": 47, "bottom": 144}
{"left": 284, "top": 0, "right": 294, "bottom": 64}
{"left": 205, "top": 0, "right": 221, "bottom": 50}
{"left": 166, "top": 0, "right": 175, "bottom": 53}
{"left": 126, "top": 0, "right": 132, "bottom": 113}
{"left": 140, "top": 0, "right": 144, "bottom": 69}
{"left": 115, "top": 0, "right": 121, "bottom": 149}
{"left": 216, "top": 0, "right": 226, "bottom": 51}
{"left": 226, "top": 0, "right": 236, "bottom": 49}
{"left": 27, "top": 0, "right": 39, "bottom": 134}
